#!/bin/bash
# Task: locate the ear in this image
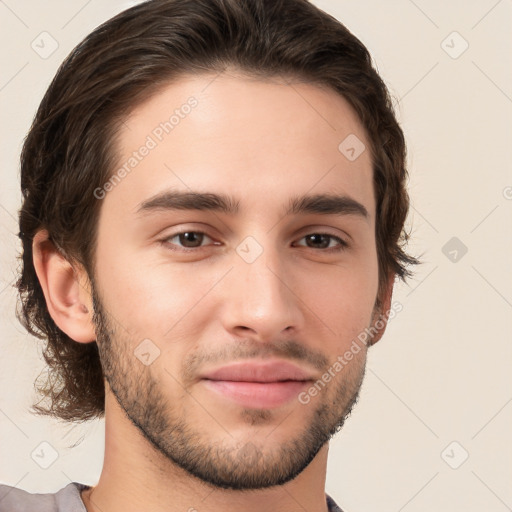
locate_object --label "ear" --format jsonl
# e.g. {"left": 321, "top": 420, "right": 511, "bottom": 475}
{"left": 367, "top": 273, "right": 395, "bottom": 346}
{"left": 32, "top": 229, "right": 96, "bottom": 343}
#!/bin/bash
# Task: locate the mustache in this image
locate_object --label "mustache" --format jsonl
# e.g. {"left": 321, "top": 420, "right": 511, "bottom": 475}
{"left": 182, "top": 338, "right": 329, "bottom": 378}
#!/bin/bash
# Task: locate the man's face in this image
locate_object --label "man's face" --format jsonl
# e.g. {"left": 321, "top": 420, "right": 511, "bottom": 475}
{"left": 90, "top": 72, "right": 380, "bottom": 489}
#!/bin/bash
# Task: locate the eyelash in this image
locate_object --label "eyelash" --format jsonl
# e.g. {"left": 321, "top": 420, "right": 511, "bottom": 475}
{"left": 159, "top": 231, "right": 349, "bottom": 253}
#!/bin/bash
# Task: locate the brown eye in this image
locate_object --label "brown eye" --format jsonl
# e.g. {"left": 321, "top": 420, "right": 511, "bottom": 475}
{"left": 305, "top": 234, "right": 330, "bottom": 249}
{"left": 296, "top": 233, "right": 348, "bottom": 251}
{"left": 164, "top": 231, "right": 214, "bottom": 250}
{"left": 177, "top": 232, "right": 205, "bottom": 248}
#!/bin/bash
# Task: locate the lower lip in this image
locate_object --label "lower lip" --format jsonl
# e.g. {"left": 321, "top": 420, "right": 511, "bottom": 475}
{"left": 202, "top": 379, "right": 310, "bottom": 409}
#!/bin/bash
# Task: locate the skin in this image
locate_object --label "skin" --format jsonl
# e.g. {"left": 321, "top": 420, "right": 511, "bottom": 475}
{"left": 33, "top": 71, "right": 394, "bottom": 512}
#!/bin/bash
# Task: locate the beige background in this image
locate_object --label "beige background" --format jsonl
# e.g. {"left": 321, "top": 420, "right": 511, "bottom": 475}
{"left": 1, "top": 1, "right": 511, "bottom": 510}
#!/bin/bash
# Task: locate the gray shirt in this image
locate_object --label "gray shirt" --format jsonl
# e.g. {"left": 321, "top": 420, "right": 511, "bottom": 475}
{"left": 0, "top": 482, "right": 344, "bottom": 511}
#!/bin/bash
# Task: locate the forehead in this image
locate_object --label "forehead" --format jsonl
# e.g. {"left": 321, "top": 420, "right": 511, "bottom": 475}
{"left": 104, "top": 72, "right": 375, "bottom": 221}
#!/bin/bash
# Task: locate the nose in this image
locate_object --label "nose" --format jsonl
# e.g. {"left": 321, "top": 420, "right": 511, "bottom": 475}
{"left": 219, "top": 242, "right": 304, "bottom": 343}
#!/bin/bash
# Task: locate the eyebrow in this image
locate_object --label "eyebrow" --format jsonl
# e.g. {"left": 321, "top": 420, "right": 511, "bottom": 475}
{"left": 135, "top": 190, "right": 368, "bottom": 220}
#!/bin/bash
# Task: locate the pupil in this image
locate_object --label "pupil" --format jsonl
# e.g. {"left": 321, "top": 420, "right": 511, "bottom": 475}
{"left": 180, "top": 232, "right": 203, "bottom": 247}
{"left": 308, "top": 234, "right": 329, "bottom": 248}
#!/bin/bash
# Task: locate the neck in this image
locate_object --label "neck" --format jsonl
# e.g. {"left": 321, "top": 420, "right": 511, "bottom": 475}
{"left": 81, "top": 392, "right": 330, "bottom": 512}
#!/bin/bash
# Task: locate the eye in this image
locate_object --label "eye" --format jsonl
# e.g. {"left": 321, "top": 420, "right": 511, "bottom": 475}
{"left": 294, "top": 233, "right": 348, "bottom": 252}
{"left": 162, "top": 231, "right": 216, "bottom": 251}
{"left": 160, "top": 230, "right": 348, "bottom": 253}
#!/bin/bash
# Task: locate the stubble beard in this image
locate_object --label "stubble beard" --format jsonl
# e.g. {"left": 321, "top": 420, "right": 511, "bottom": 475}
{"left": 91, "top": 285, "right": 367, "bottom": 491}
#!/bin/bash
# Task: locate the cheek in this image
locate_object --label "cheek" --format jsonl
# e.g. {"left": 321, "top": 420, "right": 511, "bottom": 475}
{"left": 94, "top": 241, "right": 219, "bottom": 342}
{"left": 304, "top": 259, "right": 378, "bottom": 346}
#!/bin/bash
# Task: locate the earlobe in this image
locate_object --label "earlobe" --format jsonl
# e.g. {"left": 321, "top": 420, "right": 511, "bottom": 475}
{"left": 368, "top": 273, "right": 395, "bottom": 346}
{"left": 32, "top": 229, "right": 96, "bottom": 343}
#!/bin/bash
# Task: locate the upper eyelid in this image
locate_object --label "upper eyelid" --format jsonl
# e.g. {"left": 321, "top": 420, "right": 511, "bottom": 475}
{"left": 162, "top": 222, "right": 350, "bottom": 238}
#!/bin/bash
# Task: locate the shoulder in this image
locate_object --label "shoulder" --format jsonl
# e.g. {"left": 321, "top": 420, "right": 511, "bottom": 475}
{"left": 326, "top": 492, "right": 345, "bottom": 512}
{"left": 0, "top": 482, "right": 89, "bottom": 512}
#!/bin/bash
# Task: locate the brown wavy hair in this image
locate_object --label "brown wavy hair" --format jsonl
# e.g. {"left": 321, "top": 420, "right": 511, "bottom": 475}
{"left": 16, "top": 0, "right": 419, "bottom": 422}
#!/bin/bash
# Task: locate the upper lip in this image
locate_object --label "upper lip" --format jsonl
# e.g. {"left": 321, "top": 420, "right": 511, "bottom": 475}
{"left": 200, "top": 360, "right": 315, "bottom": 383}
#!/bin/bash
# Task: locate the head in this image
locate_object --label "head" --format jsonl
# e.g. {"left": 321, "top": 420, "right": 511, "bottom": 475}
{"left": 17, "top": 0, "right": 418, "bottom": 490}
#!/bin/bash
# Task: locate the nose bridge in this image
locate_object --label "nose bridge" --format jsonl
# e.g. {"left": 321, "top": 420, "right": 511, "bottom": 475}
{"left": 223, "top": 234, "right": 303, "bottom": 338}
